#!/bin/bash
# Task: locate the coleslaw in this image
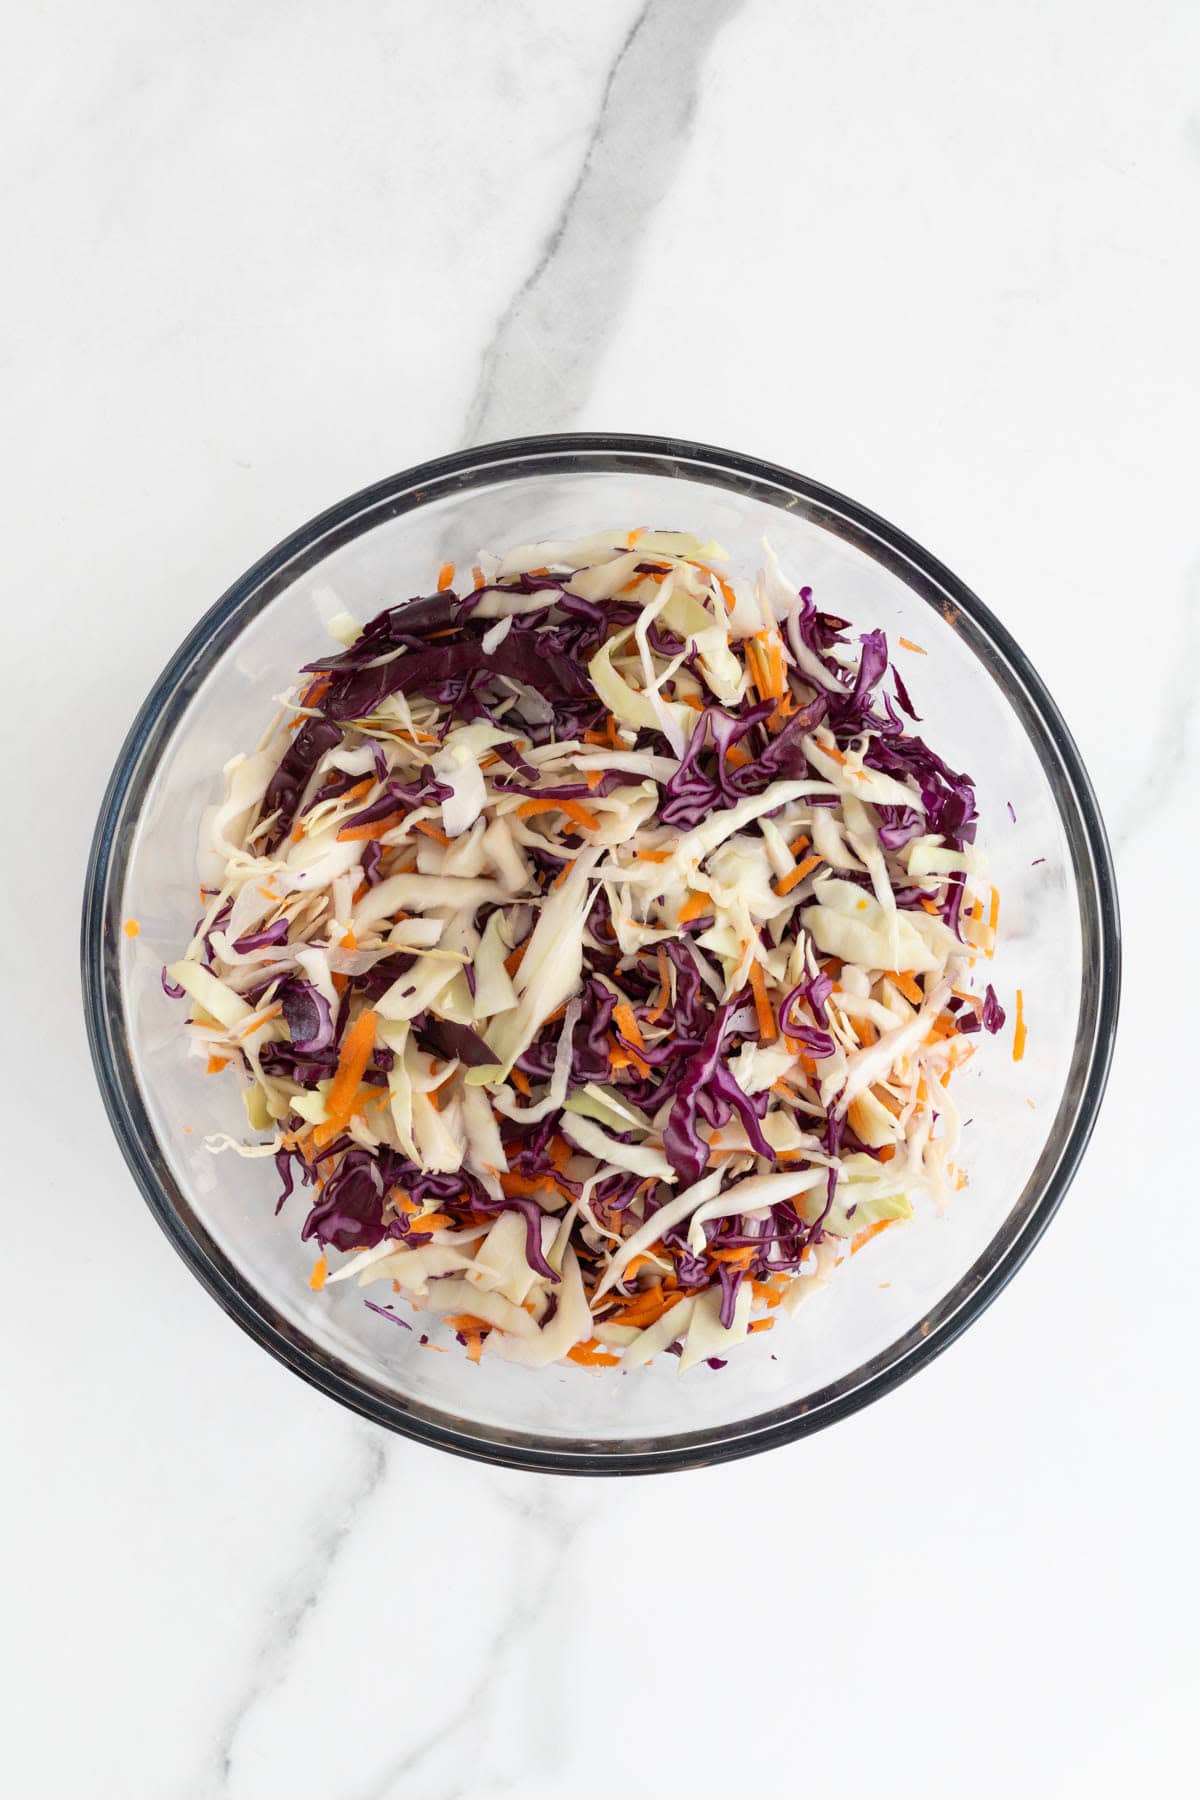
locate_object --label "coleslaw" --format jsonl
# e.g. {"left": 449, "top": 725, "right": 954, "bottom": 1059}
{"left": 165, "top": 530, "right": 1008, "bottom": 1372}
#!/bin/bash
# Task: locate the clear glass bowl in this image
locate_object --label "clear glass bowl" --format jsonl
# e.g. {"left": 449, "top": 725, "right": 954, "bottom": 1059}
{"left": 82, "top": 434, "right": 1120, "bottom": 1474}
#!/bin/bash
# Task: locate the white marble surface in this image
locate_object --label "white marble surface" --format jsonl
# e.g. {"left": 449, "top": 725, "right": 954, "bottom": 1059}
{"left": 4, "top": 2, "right": 1198, "bottom": 1794}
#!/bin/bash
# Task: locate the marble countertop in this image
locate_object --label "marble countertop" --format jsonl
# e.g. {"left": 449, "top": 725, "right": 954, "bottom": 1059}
{"left": 5, "top": 2, "right": 1197, "bottom": 1795}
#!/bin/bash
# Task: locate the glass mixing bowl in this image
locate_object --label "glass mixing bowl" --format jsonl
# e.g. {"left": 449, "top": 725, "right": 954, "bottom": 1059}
{"left": 82, "top": 434, "right": 1120, "bottom": 1474}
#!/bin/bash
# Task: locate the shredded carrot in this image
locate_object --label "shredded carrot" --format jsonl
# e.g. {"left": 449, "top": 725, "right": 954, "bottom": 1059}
{"left": 338, "top": 810, "right": 406, "bottom": 842}
{"left": 309, "top": 1255, "right": 328, "bottom": 1291}
{"left": 988, "top": 886, "right": 1001, "bottom": 935}
{"left": 1012, "top": 988, "right": 1026, "bottom": 1061}
{"left": 608, "top": 1035, "right": 651, "bottom": 1078}
{"left": 898, "top": 637, "right": 926, "bottom": 655}
{"left": 407, "top": 1212, "right": 454, "bottom": 1235}
{"left": 851, "top": 1219, "right": 897, "bottom": 1255}
{"left": 645, "top": 946, "right": 671, "bottom": 1023}
{"left": 235, "top": 1002, "right": 282, "bottom": 1041}
{"left": 444, "top": 1312, "right": 493, "bottom": 1335}
{"left": 747, "top": 959, "right": 777, "bottom": 1043}
{"left": 821, "top": 741, "right": 848, "bottom": 764}
{"left": 436, "top": 561, "right": 456, "bottom": 592}
{"left": 725, "top": 742, "right": 752, "bottom": 770}
{"left": 625, "top": 527, "right": 646, "bottom": 548}
{"left": 604, "top": 1287, "right": 683, "bottom": 1330}
{"left": 551, "top": 861, "right": 574, "bottom": 889}
{"left": 340, "top": 929, "right": 358, "bottom": 951}
{"left": 313, "top": 1009, "right": 379, "bottom": 1147}
{"left": 123, "top": 918, "right": 140, "bottom": 939}
{"left": 500, "top": 1168, "right": 573, "bottom": 1203}
{"left": 290, "top": 822, "right": 305, "bottom": 841}
{"left": 766, "top": 636, "right": 784, "bottom": 698}
{"left": 750, "top": 1274, "right": 791, "bottom": 1308}
{"left": 857, "top": 1018, "right": 877, "bottom": 1047}
{"left": 206, "top": 1055, "right": 229, "bottom": 1075}
{"left": 472, "top": 564, "right": 485, "bottom": 590}
{"left": 747, "top": 1317, "right": 775, "bottom": 1334}
{"left": 773, "top": 852, "right": 822, "bottom": 896}
{"left": 503, "top": 943, "right": 527, "bottom": 979}
{"left": 621, "top": 1252, "right": 659, "bottom": 1282}
{"left": 585, "top": 770, "right": 604, "bottom": 790}
{"left": 510, "top": 1068, "right": 531, "bottom": 1098}
{"left": 709, "top": 1245, "right": 756, "bottom": 1269}
{"left": 919, "top": 897, "right": 940, "bottom": 915}
{"left": 331, "top": 971, "right": 349, "bottom": 996}
{"left": 677, "top": 890, "right": 711, "bottom": 926}
{"left": 583, "top": 729, "right": 611, "bottom": 747}
{"left": 566, "top": 1339, "right": 622, "bottom": 1368}
{"left": 637, "top": 848, "right": 674, "bottom": 863}
{"left": 545, "top": 1135, "right": 572, "bottom": 1172}
{"left": 442, "top": 1313, "right": 487, "bottom": 1362}
{"left": 413, "top": 818, "right": 451, "bottom": 846}
{"left": 612, "top": 1003, "right": 645, "bottom": 1050}
{"left": 886, "top": 969, "right": 924, "bottom": 1006}
{"left": 300, "top": 674, "right": 331, "bottom": 709}
{"left": 516, "top": 796, "right": 600, "bottom": 832}
{"left": 768, "top": 689, "right": 797, "bottom": 731}
{"left": 742, "top": 637, "right": 762, "bottom": 696}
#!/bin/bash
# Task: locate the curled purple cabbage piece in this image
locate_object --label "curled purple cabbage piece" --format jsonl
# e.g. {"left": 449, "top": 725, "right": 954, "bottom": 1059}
{"left": 280, "top": 979, "right": 335, "bottom": 1054}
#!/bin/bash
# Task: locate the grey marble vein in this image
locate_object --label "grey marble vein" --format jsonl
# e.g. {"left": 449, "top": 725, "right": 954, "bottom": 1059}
{"left": 196, "top": 1432, "right": 389, "bottom": 1798}
{"left": 462, "top": 0, "right": 744, "bottom": 446}
{"left": 357, "top": 1481, "right": 597, "bottom": 1800}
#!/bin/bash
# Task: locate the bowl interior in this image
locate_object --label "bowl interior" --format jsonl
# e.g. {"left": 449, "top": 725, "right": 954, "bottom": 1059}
{"left": 91, "top": 443, "right": 1115, "bottom": 1469}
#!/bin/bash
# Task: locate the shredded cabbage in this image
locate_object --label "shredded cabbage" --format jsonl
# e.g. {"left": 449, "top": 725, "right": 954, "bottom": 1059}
{"left": 165, "top": 530, "right": 1004, "bottom": 1373}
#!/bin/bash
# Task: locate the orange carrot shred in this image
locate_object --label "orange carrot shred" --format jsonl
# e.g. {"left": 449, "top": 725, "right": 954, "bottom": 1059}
{"left": 123, "top": 918, "right": 140, "bottom": 939}
{"left": 898, "top": 637, "right": 927, "bottom": 654}
{"left": 851, "top": 1219, "right": 897, "bottom": 1255}
{"left": 645, "top": 946, "right": 671, "bottom": 1022}
{"left": 747, "top": 1317, "right": 775, "bottom": 1334}
{"left": 747, "top": 959, "right": 777, "bottom": 1043}
{"left": 677, "top": 890, "right": 711, "bottom": 926}
{"left": 339, "top": 811, "right": 408, "bottom": 842}
{"left": 516, "top": 796, "right": 600, "bottom": 831}
{"left": 413, "top": 818, "right": 451, "bottom": 845}
{"left": 988, "top": 886, "right": 1000, "bottom": 935}
{"left": 1012, "top": 988, "right": 1027, "bottom": 1062}
{"left": 637, "top": 848, "right": 674, "bottom": 863}
{"left": 436, "top": 562, "right": 455, "bottom": 591}
{"left": 309, "top": 1255, "right": 328, "bottom": 1291}
{"left": 886, "top": 969, "right": 924, "bottom": 1005}
{"left": 206, "top": 1055, "right": 229, "bottom": 1075}
{"left": 503, "top": 943, "right": 527, "bottom": 979}
{"left": 510, "top": 1068, "right": 531, "bottom": 1098}
{"left": 612, "top": 1003, "right": 645, "bottom": 1050}
{"left": 313, "top": 1009, "right": 378, "bottom": 1147}
{"left": 566, "top": 1339, "right": 622, "bottom": 1368}
{"left": 773, "top": 853, "right": 822, "bottom": 896}
{"left": 340, "top": 929, "right": 358, "bottom": 951}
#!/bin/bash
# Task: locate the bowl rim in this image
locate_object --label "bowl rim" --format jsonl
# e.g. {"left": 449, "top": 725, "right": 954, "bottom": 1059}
{"left": 81, "top": 431, "right": 1121, "bottom": 1475}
